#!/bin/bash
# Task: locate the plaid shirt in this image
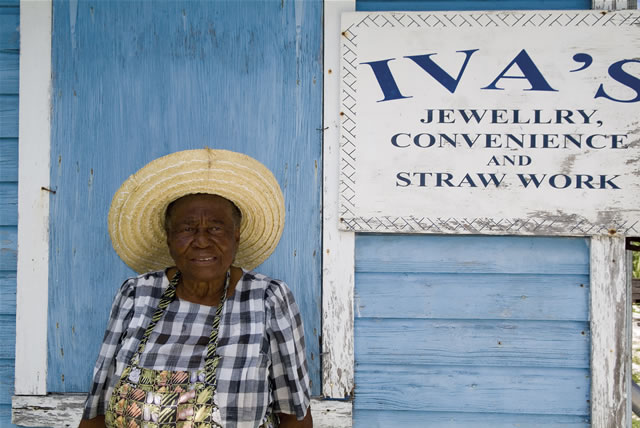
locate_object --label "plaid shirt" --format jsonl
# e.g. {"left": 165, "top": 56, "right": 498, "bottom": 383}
{"left": 83, "top": 270, "right": 310, "bottom": 427}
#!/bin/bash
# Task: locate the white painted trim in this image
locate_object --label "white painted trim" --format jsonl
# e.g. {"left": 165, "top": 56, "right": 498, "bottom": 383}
{"left": 12, "top": 396, "right": 353, "bottom": 428}
{"left": 589, "top": 235, "right": 630, "bottom": 428}
{"left": 322, "top": 0, "right": 356, "bottom": 401}
{"left": 15, "top": 0, "right": 53, "bottom": 395}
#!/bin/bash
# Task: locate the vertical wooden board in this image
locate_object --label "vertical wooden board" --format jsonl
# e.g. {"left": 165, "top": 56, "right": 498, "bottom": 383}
{"left": 322, "top": 0, "right": 356, "bottom": 399}
{"left": 590, "top": 235, "right": 629, "bottom": 428}
{"left": 0, "top": 51, "right": 18, "bottom": 94}
{"left": 0, "top": 139, "right": 18, "bottom": 181}
{"left": 0, "top": 95, "right": 18, "bottom": 138}
{"left": 0, "top": 182, "right": 16, "bottom": 225}
{"left": 48, "top": 0, "right": 322, "bottom": 394}
{"left": 356, "top": 0, "right": 591, "bottom": 10}
{"left": 0, "top": 226, "right": 16, "bottom": 270}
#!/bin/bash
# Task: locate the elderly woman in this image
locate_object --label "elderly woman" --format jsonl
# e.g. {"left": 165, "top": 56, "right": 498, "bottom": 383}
{"left": 79, "top": 149, "right": 312, "bottom": 428}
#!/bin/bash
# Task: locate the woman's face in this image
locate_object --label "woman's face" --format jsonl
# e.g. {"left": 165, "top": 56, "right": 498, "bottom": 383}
{"left": 165, "top": 194, "right": 240, "bottom": 283}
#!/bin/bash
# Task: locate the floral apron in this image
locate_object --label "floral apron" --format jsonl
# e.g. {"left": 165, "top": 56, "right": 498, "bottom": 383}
{"left": 104, "top": 271, "right": 278, "bottom": 428}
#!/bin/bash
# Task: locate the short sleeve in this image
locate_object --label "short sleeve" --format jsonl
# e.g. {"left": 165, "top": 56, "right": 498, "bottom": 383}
{"left": 82, "top": 279, "right": 136, "bottom": 419}
{"left": 265, "top": 281, "right": 311, "bottom": 420}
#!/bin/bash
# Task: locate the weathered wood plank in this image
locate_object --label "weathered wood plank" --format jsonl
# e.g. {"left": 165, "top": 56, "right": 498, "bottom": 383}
{"left": 357, "top": 0, "right": 591, "bottom": 10}
{"left": 48, "top": 0, "right": 323, "bottom": 394}
{"left": 0, "top": 315, "right": 14, "bottom": 359}
{"left": 0, "top": 405, "right": 18, "bottom": 428}
{"left": 0, "top": 11, "right": 19, "bottom": 52}
{"left": 354, "top": 364, "right": 590, "bottom": 415}
{"left": 311, "top": 399, "right": 352, "bottom": 428}
{"left": 356, "top": 272, "right": 589, "bottom": 321}
{"left": 0, "top": 139, "right": 17, "bottom": 181}
{"left": 15, "top": 0, "right": 51, "bottom": 396}
{"left": 0, "top": 359, "right": 15, "bottom": 404}
{"left": 0, "top": 182, "right": 17, "bottom": 225}
{"left": 589, "top": 235, "right": 630, "bottom": 428}
{"left": 12, "top": 394, "right": 87, "bottom": 428}
{"left": 322, "top": 0, "right": 356, "bottom": 400}
{"left": 0, "top": 226, "right": 16, "bottom": 271}
{"left": 0, "top": 271, "right": 16, "bottom": 315}
{"left": 11, "top": 395, "right": 352, "bottom": 428}
{"left": 355, "top": 319, "right": 590, "bottom": 368}
{"left": 0, "top": 51, "right": 18, "bottom": 94}
{"left": 0, "top": 95, "right": 18, "bottom": 138}
{"left": 353, "top": 409, "right": 589, "bottom": 428}
{"left": 356, "top": 235, "right": 589, "bottom": 275}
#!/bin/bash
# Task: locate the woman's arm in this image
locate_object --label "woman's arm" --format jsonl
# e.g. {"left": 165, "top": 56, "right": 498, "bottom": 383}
{"left": 278, "top": 408, "right": 313, "bottom": 428}
{"left": 78, "top": 415, "right": 105, "bottom": 428}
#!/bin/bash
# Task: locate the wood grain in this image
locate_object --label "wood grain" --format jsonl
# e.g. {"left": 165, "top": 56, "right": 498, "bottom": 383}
{"left": 0, "top": 272, "right": 15, "bottom": 315}
{"left": 356, "top": 234, "right": 590, "bottom": 275}
{"left": 589, "top": 235, "right": 630, "bottom": 428}
{"left": 0, "top": 95, "right": 18, "bottom": 138}
{"left": 0, "top": 182, "right": 16, "bottom": 225}
{"left": 354, "top": 364, "right": 590, "bottom": 414}
{"left": 354, "top": 409, "right": 589, "bottom": 428}
{"left": 0, "top": 51, "right": 18, "bottom": 94}
{"left": 0, "top": 139, "right": 17, "bottom": 181}
{"left": 47, "top": 0, "right": 323, "bottom": 394}
{"left": 356, "top": 318, "right": 590, "bottom": 367}
{"left": 356, "top": 0, "right": 591, "bottom": 10}
{"left": 12, "top": 395, "right": 352, "bottom": 428}
{"left": 356, "top": 272, "right": 589, "bottom": 320}
{"left": 354, "top": 234, "right": 591, "bottom": 424}
{"left": 0, "top": 226, "right": 16, "bottom": 270}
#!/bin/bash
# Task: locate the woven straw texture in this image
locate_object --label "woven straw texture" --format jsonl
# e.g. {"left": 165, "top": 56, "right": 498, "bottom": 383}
{"left": 108, "top": 149, "right": 285, "bottom": 273}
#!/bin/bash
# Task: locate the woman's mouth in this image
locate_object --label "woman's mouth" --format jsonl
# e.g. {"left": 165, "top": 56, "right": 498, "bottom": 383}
{"left": 191, "top": 256, "right": 216, "bottom": 263}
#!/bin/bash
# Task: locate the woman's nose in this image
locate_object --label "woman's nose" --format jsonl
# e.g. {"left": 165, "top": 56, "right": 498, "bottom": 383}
{"left": 192, "top": 228, "right": 211, "bottom": 247}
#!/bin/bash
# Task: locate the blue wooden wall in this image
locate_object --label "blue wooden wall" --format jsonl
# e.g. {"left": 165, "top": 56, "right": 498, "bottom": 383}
{"left": 353, "top": 0, "right": 594, "bottom": 426}
{"left": 0, "top": 0, "right": 18, "bottom": 427}
{"left": 47, "top": 0, "right": 323, "bottom": 395}
{"left": 353, "top": 235, "right": 591, "bottom": 427}
{"left": 357, "top": 0, "right": 591, "bottom": 10}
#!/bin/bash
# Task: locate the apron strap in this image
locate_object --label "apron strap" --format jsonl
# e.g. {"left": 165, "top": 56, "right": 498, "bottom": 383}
{"left": 130, "top": 269, "right": 230, "bottom": 386}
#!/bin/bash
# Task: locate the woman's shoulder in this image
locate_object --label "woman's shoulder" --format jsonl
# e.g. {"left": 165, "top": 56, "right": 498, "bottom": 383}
{"left": 240, "top": 270, "right": 297, "bottom": 309}
{"left": 117, "top": 269, "right": 168, "bottom": 299}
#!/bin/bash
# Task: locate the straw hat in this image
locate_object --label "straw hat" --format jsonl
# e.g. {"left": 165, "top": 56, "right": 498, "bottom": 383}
{"left": 108, "top": 148, "right": 285, "bottom": 273}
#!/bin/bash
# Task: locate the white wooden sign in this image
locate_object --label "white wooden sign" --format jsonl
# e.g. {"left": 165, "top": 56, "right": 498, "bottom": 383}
{"left": 339, "top": 11, "right": 640, "bottom": 235}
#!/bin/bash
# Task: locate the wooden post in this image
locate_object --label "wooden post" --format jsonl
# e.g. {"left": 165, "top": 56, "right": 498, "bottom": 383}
{"left": 590, "top": 235, "right": 630, "bottom": 428}
{"left": 15, "top": 0, "right": 53, "bottom": 396}
{"left": 322, "top": 0, "right": 356, "bottom": 400}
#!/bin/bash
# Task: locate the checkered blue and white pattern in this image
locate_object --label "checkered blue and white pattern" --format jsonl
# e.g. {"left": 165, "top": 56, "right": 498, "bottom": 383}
{"left": 83, "top": 270, "right": 310, "bottom": 427}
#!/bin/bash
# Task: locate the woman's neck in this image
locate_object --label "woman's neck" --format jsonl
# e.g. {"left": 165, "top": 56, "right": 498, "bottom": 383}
{"left": 168, "top": 266, "right": 243, "bottom": 306}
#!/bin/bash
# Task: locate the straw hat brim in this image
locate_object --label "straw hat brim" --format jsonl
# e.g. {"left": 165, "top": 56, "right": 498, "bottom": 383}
{"left": 108, "top": 149, "right": 285, "bottom": 273}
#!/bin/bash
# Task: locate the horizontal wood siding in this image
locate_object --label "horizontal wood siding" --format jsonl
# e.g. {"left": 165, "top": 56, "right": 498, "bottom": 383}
{"left": 353, "top": 234, "right": 591, "bottom": 427}
{"left": 48, "top": 0, "right": 322, "bottom": 395}
{"left": 0, "top": 2, "right": 18, "bottom": 427}
{"left": 356, "top": 0, "right": 591, "bottom": 10}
